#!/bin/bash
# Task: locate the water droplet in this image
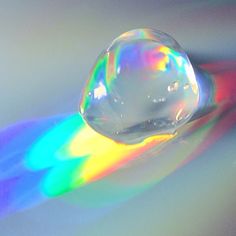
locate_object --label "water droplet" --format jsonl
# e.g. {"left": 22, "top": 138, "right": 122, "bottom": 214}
{"left": 80, "top": 28, "right": 199, "bottom": 143}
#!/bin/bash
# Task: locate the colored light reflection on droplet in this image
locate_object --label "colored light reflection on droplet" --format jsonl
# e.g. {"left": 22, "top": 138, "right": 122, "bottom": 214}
{"left": 80, "top": 28, "right": 199, "bottom": 144}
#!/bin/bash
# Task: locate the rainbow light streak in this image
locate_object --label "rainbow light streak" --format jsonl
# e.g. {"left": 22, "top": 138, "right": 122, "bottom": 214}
{"left": 26, "top": 114, "right": 174, "bottom": 196}
{"left": 0, "top": 111, "right": 218, "bottom": 215}
{"left": 0, "top": 113, "right": 173, "bottom": 216}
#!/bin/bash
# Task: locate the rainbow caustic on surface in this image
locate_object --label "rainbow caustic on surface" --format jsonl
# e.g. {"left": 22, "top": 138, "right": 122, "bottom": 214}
{"left": 80, "top": 28, "right": 199, "bottom": 143}
{"left": 25, "top": 114, "right": 173, "bottom": 196}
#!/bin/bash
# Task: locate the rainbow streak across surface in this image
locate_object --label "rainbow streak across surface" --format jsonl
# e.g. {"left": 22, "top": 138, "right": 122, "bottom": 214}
{"left": 0, "top": 113, "right": 173, "bottom": 217}
{"left": 25, "top": 114, "right": 173, "bottom": 197}
{"left": 0, "top": 61, "right": 236, "bottom": 218}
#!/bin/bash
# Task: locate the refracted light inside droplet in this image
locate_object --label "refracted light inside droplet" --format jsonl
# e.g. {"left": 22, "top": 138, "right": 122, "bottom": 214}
{"left": 80, "top": 28, "right": 199, "bottom": 143}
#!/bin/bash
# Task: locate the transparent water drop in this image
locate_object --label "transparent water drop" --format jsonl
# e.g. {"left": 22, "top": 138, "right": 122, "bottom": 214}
{"left": 80, "top": 28, "right": 199, "bottom": 143}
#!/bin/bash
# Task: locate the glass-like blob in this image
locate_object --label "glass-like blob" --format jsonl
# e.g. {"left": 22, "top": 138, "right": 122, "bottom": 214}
{"left": 80, "top": 28, "right": 199, "bottom": 143}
